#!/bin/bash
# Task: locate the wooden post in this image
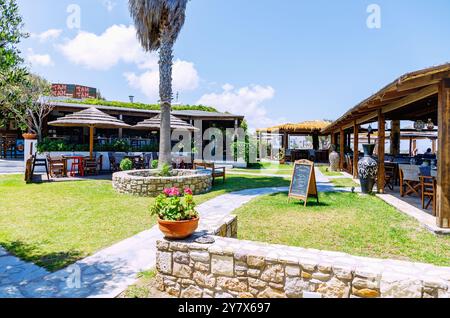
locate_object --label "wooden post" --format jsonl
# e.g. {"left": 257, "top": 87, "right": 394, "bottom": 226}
{"left": 409, "top": 138, "right": 413, "bottom": 156}
{"left": 432, "top": 139, "right": 436, "bottom": 154}
{"left": 390, "top": 120, "right": 400, "bottom": 156}
{"left": 340, "top": 128, "right": 345, "bottom": 171}
{"left": 353, "top": 122, "right": 359, "bottom": 179}
{"left": 437, "top": 79, "right": 450, "bottom": 228}
{"left": 312, "top": 133, "right": 320, "bottom": 151}
{"left": 377, "top": 110, "right": 385, "bottom": 194}
{"left": 331, "top": 133, "right": 336, "bottom": 149}
{"left": 283, "top": 132, "right": 288, "bottom": 150}
{"left": 89, "top": 125, "right": 94, "bottom": 159}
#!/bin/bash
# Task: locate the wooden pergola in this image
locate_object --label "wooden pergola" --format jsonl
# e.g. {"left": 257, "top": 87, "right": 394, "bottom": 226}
{"left": 322, "top": 63, "right": 450, "bottom": 229}
{"left": 257, "top": 120, "right": 331, "bottom": 150}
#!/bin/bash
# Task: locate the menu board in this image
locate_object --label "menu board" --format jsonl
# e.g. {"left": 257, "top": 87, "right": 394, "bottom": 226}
{"left": 288, "top": 160, "right": 319, "bottom": 207}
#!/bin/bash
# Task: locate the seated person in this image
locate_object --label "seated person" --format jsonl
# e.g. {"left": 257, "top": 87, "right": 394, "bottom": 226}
{"left": 424, "top": 148, "right": 433, "bottom": 156}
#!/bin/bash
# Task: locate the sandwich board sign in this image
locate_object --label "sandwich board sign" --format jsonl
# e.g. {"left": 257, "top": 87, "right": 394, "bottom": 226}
{"left": 288, "top": 160, "right": 319, "bottom": 206}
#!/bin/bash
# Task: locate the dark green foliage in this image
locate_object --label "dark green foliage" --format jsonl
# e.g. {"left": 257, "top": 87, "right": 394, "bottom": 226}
{"left": 0, "top": 0, "right": 29, "bottom": 129}
{"left": 62, "top": 99, "right": 219, "bottom": 113}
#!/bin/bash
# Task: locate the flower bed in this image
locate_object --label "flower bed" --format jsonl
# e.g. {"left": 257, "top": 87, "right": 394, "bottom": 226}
{"left": 112, "top": 169, "right": 213, "bottom": 197}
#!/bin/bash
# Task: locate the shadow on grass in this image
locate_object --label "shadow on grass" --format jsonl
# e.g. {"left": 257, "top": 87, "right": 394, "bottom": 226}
{"left": 0, "top": 240, "right": 84, "bottom": 272}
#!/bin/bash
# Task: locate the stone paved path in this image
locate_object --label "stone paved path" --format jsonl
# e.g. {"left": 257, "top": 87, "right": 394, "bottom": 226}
{"left": 0, "top": 159, "right": 23, "bottom": 174}
{"left": 0, "top": 168, "right": 347, "bottom": 298}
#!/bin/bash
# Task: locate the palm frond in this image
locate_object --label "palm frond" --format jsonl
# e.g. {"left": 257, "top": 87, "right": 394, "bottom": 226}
{"left": 129, "top": 0, "right": 188, "bottom": 51}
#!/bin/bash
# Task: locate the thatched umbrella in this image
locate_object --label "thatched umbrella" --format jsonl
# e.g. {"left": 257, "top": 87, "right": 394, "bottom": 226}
{"left": 134, "top": 114, "right": 199, "bottom": 132}
{"left": 129, "top": 0, "right": 189, "bottom": 168}
{"left": 48, "top": 107, "right": 130, "bottom": 159}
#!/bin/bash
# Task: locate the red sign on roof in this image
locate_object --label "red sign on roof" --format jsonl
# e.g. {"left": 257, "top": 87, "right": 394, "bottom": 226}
{"left": 51, "top": 84, "right": 97, "bottom": 99}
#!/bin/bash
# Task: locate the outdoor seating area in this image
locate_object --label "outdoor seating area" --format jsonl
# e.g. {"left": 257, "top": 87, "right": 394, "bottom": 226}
{"left": 323, "top": 64, "right": 450, "bottom": 229}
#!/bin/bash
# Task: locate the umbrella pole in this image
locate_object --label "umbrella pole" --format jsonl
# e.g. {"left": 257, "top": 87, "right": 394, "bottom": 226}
{"left": 89, "top": 125, "right": 94, "bottom": 159}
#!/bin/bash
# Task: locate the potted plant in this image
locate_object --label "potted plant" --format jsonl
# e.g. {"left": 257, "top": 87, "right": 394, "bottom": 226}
{"left": 22, "top": 132, "right": 37, "bottom": 140}
{"left": 151, "top": 187, "right": 199, "bottom": 239}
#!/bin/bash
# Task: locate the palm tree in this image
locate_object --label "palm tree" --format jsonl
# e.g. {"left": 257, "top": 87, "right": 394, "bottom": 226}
{"left": 129, "top": 0, "right": 188, "bottom": 168}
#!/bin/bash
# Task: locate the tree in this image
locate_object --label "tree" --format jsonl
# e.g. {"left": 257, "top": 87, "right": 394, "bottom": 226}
{"left": 0, "top": 0, "right": 29, "bottom": 128}
{"left": 129, "top": 0, "right": 189, "bottom": 168}
{"left": 7, "top": 74, "right": 53, "bottom": 141}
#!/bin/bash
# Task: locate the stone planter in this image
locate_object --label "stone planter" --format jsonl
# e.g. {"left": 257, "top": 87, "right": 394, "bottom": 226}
{"left": 358, "top": 144, "right": 378, "bottom": 194}
{"left": 112, "top": 169, "right": 212, "bottom": 197}
{"left": 158, "top": 217, "right": 199, "bottom": 239}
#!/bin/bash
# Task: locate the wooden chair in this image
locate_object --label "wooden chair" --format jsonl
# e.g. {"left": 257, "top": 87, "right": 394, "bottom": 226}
{"left": 132, "top": 156, "right": 145, "bottom": 170}
{"left": 108, "top": 153, "right": 119, "bottom": 172}
{"left": 399, "top": 164, "right": 420, "bottom": 197}
{"left": 47, "top": 155, "right": 66, "bottom": 178}
{"left": 194, "top": 160, "right": 226, "bottom": 185}
{"left": 420, "top": 176, "right": 437, "bottom": 215}
{"left": 384, "top": 163, "right": 396, "bottom": 191}
{"left": 84, "top": 158, "right": 99, "bottom": 176}
{"left": 97, "top": 155, "right": 103, "bottom": 172}
{"left": 4, "top": 134, "right": 17, "bottom": 158}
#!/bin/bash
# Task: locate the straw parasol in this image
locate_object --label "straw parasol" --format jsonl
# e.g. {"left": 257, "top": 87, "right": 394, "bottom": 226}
{"left": 48, "top": 107, "right": 130, "bottom": 159}
{"left": 133, "top": 114, "right": 199, "bottom": 132}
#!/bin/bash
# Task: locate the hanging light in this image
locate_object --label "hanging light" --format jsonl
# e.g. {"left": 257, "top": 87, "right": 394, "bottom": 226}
{"left": 426, "top": 118, "right": 435, "bottom": 130}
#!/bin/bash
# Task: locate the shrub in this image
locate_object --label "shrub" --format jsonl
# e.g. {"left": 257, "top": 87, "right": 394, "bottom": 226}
{"left": 151, "top": 160, "right": 159, "bottom": 169}
{"left": 63, "top": 99, "right": 219, "bottom": 113}
{"left": 159, "top": 163, "right": 172, "bottom": 177}
{"left": 120, "top": 158, "right": 133, "bottom": 171}
{"left": 150, "top": 187, "right": 198, "bottom": 221}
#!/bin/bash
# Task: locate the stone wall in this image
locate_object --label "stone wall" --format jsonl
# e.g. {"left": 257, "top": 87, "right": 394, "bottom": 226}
{"left": 112, "top": 169, "right": 212, "bottom": 197}
{"left": 155, "top": 236, "right": 450, "bottom": 298}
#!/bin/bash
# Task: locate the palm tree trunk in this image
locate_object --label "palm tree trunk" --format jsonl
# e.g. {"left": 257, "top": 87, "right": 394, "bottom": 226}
{"left": 158, "top": 28, "right": 173, "bottom": 169}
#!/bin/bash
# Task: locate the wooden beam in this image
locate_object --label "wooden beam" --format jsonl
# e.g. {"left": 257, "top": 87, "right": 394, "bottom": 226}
{"left": 382, "top": 84, "right": 438, "bottom": 114}
{"left": 377, "top": 110, "right": 385, "bottom": 194}
{"left": 89, "top": 125, "right": 94, "bottom": 159}
{"left": 390, "top": 120, "right": 400, "bottom": 155}
{"left": 353, "top": 122, "right": 359, "bottom": 179}
{"left": 436, "top": 79, "right": 450, "bottom": 228}
{"left": 396, "top": 71, "right": 450, "bottom": 92}
{"left": 340, "top": 128, "right": 345, "bottom": 171}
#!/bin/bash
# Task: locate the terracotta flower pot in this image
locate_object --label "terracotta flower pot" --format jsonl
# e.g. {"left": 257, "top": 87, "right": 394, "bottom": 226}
{"left": 22, "top": 133, "right": 37, "bottom": 140}
{"left": 157, "top": 217, "right": 199, "bottom": 240}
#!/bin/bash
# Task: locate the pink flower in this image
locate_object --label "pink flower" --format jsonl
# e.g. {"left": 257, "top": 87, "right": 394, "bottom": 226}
{"left": 184, "top": 188, "right": 193, "bottom": 195}
{"left": 163, "top": 188, "right": 172, "bottom": 196}
{"left": 170, "top": 187, "right": 181, "bottom": 197}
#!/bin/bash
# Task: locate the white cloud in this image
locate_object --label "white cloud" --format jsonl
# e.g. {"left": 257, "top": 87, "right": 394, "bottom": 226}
{"left": 197, "top": 85, "right": 284, "bottom": 131}
{"left": 124, "top": 60, "right": 200, "bottom": 102}
{"left": 57, "top": 24, "right": 153, "bottom": 71}
{"left": 26, "top": 49, "right": 54, "bottom": 67}
{"left": 31, "top": 29, "right": 62, "bottom": 43}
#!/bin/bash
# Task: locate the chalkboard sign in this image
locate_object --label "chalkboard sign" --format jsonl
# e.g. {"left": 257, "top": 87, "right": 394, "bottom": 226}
{"left": 288, "top": 160, "right": 319, "bottom": 206}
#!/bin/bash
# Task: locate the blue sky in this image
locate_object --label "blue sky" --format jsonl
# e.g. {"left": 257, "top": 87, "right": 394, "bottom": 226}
{"left": 17, "top": 0, "right": 450, "bottom": 130}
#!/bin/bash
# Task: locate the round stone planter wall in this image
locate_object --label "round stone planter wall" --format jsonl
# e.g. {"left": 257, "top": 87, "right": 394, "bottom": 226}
{"left": 112, "top": 169, "right": 213, "bottom": 197}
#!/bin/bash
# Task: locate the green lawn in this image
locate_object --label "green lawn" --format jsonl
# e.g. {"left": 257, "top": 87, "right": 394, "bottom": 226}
{"left": 231, "top": 162, "right": 294, "bottom": 176}
{"left": 318, "top": 165, "right": 343, "bottom": 177}
{"left": 0, "top": 174, "right": 290, "bottom": 271}
{"left": 235, "top": 192, "right": 450, "bottom": 266}
{"left": 330, "top": 178, "right": 360, "bottom": 188}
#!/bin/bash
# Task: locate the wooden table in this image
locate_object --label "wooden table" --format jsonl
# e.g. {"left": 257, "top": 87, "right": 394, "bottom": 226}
{"left": 63, "top": 155, "right": 89, "bottom": 177}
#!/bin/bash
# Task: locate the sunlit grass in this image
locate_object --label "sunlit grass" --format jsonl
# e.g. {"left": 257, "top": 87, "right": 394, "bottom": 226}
{"left": 236, "top": 192, "right": 450, "bottom": 266}
{"left": 0, "top": 174, "right": 289, "bottom": 271}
